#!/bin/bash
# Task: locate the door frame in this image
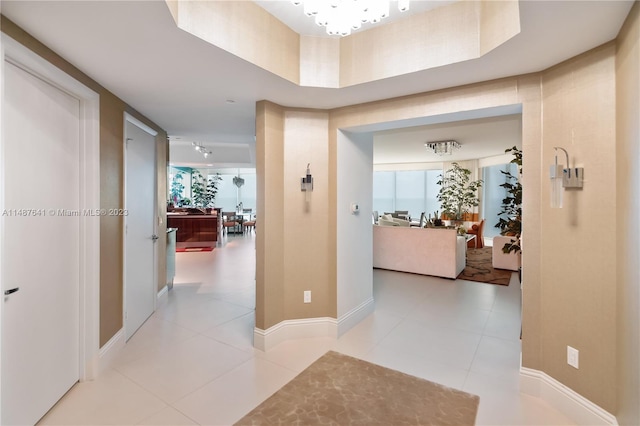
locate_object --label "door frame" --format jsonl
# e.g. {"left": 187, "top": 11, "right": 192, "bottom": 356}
{"left": 0, "top": 33, "right": 101, "bottom": 402}
{"left": 122, "top": 113, "right": 158, "bottom": 339}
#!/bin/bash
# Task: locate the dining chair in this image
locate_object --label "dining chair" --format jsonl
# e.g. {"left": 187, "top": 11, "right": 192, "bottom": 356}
{"left": 222, "top": 212, "right": 241, "bottom": 235}
{"left": 243, "top": 215, "right": 256, "bottom": 234}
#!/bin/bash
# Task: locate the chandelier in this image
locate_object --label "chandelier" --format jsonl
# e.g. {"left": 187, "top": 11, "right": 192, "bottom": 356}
{"left": 192, "top": 142, "right": 212, "bottom": 158}
{"left": 292, "top": 0, "right": 410, "bottom": 37}
{"left": 233, "top": 176, "right": 245, "bottom": 188}
{"left": 425, "top": 140, "right": 461, "bottom": 156}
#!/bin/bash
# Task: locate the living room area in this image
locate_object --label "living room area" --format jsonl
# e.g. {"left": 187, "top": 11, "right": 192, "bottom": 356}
{"left": 371, "top": 113, "right": 522, "bottom": 281}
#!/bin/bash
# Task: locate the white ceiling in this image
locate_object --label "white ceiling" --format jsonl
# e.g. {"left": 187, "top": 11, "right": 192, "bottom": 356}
{"left": 374, "top": 114, "right": 522, "bottom": 164}
{"left": 1, "top": 1, "right": 634, "bottom": 165}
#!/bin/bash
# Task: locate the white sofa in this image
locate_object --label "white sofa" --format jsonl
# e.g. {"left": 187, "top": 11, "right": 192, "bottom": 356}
{"left": 492, "top": 235, "right": 521, "bottom": 271}
{"left": 378, "top": 213, "right": 410, "bottom": 227}
{"left": 373, "top": 225, "right": 466, "bottom": 279}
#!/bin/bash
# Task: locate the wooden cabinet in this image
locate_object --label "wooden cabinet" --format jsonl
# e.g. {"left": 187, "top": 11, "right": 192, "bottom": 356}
{"left": 167, "top": 214, "right": 218, "bottom": 247}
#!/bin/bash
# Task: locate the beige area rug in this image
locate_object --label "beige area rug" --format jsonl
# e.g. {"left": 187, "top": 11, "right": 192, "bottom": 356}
{"left": 458, "top": 247, "right": 513, "bottom": 286}
{"left": 234, "top": 351, "right": 480, "bottom": 426}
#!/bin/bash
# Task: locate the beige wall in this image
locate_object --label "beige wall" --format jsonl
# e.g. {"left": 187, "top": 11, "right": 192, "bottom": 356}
{"left": 255, "top": 101, "right": 286, "bottom": 330}
{"left": 170, "top": 0, "right": 300, "bottom": 85}
{"left": 1, "top": 16, "right": 169, "bottom": 347}
{"left": 300, "top": 36, "right": 340, "bottom": 88}
{"left": 168, "top": 0, "right": 519, "bottom": 89}
{"left": 616, "top": 2, "right": 640, "bottom": 425}
{"left": 99, "top": 92, "right": 126, "bottom": 344}
{"left": 540, "top": 43, "right": 617, "bottom": 412}
{"left": 283, "top": 110, "right": 333, "bottom": 320}
{"left": 339, "top": 1, "right": 481, "bottom": 86}
{"left": 258, "top": 43, "right": 622, "bottom": 413}
{"left": 479, "top": 0, "right": 520, "bottom": 56}
{"left": 255, "top": 103, "right": 334, "bottom": 329}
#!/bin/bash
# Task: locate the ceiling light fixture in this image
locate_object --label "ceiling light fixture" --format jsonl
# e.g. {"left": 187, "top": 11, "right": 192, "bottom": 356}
{"left": 425, "top": 140, "right": 461, "bottom": 156}
{"left": 192, "top": 142, "right": 212, "bottom": 158}
{"left": 233, "top": 176, "right": 245, "bottom": 188}
{"left": 292, "top": 0, "right": 410, "bottom": 37}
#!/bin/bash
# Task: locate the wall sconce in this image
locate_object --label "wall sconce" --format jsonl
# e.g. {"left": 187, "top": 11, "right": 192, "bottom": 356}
{"left": 301, "top": 163, "right": 313, "bottom": 201}
{"left": 550, "top": 147, "right": 584, "bottom": 208}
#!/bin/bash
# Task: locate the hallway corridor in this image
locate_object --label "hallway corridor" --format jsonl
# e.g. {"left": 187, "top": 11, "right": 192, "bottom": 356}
{"left": 38, "top": 234, "right": 573, "bottom": 425}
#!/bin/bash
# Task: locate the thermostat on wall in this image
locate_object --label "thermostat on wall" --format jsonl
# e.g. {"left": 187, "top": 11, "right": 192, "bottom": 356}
{"left": 350, "top": 203, "right": 359, "bottom": 214}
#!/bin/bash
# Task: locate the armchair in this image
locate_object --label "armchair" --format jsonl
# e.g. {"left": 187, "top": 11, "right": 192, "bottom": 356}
{"left": 466, "top": 219, "right": 485, "bottom": 248}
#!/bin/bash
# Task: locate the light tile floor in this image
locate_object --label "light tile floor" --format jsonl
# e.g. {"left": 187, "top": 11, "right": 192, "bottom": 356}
{"left": 38, "top": 234, "right": 574, "bottom": 425}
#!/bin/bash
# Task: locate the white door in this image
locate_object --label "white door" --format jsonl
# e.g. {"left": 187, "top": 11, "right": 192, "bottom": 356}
{"left": 1, "top": 61, "right": 80, "bottom": 425}
{"left": 124, "top": 119, "right": 157, "bottom": 341}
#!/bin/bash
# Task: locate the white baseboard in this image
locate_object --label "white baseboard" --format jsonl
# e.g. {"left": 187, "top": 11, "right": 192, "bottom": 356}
{"left": 96, "top": 328, "right": 125, "bottom": 376}
{"left": 337, "top": 297, "right": 375, "bottom": 337}
{"left": 253, "top": 298, "right": 375, "bottom": 351}
{"left": 254, "top": 317, "right": 338, "bottom": 351}
{"left": 157, "top": 285, "right": 168, "bottom": 300}
{"left": 520, "top": 367, "right": 617, "bottom": 425}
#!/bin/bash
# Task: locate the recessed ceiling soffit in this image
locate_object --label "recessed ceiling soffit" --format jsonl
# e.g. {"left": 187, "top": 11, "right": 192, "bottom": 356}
{"left": 165, "top": 0, "right": 520, "bottom": 89}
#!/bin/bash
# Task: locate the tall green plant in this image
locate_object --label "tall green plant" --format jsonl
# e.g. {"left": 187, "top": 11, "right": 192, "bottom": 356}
{"left": 190, "top": 170, "right": 207, "bottom": 208}
{"left": 436, "top": 163, "right": 483, "bottom": 221}
{"left": 191, "top": 170, "right": 222, "bottom": 208}
{"left": 170, "top": 171, "right": 185, "bottom": 204}
{"left": 205, "top": 173, "right": 222, "bottom": 208}
{"left": 495, "top": 146, "right": 523, "bottom": 253}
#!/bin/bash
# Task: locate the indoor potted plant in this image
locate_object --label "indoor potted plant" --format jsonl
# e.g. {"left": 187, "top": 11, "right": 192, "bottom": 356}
{"left": 495, "top": 146, "right": 522, "bottom": 254}
{"left": 190, "top": 170, "right": 207, "bottom": 209}
{"left": 170, "top": 171, "right": 185, "bottom": 206}
{"left": 436, "top": 162, "right": 483, "bottom": 224}
{"left": 191, "top": 170, "right": 222, "bottom": 209}
{"left": 205, "top": 173, "right": 222, "bottom": 210}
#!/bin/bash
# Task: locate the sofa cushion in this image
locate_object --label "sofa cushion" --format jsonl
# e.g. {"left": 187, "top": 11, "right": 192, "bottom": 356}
{"left": 393, "top": 218, "right": 410, "bottom": 227}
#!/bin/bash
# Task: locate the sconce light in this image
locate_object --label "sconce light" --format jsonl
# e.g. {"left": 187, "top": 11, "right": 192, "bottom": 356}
{"left": 301, "top": 163, "right": 313, "bottom": 201}
{"left": 550, "top": 147, "right": 584, "bottom": 208}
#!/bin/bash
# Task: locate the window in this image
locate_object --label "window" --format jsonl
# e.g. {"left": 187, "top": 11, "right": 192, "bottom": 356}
{"left": 207, "top": 169, "right": 256, "bottom": 212}
{"left": 373, "top": 169, "right": 442, "bottom": 219}
{"left": 396, "top": 171, "right": 425, "bottom": 218}
{"left": 238, "top": 173, "right": 256, "bottom": 212}
{"left": 373, "top": 171, "right": 394, "bottom": 214}
{"left": 482, "top": 163, "right": 518, "bottom": 238}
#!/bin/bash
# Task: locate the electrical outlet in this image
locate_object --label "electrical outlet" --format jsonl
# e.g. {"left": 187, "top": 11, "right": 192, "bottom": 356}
{"left": 567, "top": 346, "right": 579, "bottom": 369}
{"left": 304, "top": 291, "right": 311, "bottom": 303}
